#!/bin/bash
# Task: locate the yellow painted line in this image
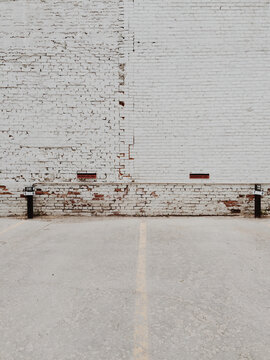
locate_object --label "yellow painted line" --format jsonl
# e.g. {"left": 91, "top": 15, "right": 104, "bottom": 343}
{"left": 134, "top": 221, "right": 149, "bottom": 360}
{"left": 0, "top": 220, "right": 25, "bottom": 236}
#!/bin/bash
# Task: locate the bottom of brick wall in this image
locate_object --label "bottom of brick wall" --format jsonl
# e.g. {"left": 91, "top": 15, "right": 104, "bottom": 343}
{"left": 0, "top": 183, "right": 270, "bottom": 217}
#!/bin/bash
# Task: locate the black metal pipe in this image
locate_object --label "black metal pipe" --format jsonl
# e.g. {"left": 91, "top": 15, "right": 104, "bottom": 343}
{"left": 27, "top": 196, "right": 33, "bottom": 219}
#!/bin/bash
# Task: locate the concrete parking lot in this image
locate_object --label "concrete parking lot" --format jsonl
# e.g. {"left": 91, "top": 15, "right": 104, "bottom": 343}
{"left": 0, "top": 216, "right": 270, "bottom": 360}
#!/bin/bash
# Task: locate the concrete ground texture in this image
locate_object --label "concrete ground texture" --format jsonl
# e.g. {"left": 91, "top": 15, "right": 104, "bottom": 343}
{"left": 0, "top": 217, "right": 270, "bottom": 360}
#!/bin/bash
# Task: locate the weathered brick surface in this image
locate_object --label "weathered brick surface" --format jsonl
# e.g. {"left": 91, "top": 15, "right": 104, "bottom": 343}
{"left": 1, "top": 183, "right": 270, "bottom": 217}
{"left": 0, "top": 0, "right": 122, "bottom": 184}
{"left": 0, "top": 0, "right": 270, "bottom": 217}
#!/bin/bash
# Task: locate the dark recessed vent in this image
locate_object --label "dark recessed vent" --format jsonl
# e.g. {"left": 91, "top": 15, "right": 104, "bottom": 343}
{"left": 190, "top": 173, "right": 210, "bottom": 179}
{"left": 77, "top": 172, "right": 97, "bottom": 180}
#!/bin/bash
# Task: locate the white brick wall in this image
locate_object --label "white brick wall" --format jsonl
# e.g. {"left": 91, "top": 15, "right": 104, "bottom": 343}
{"left": 122, "top": 0, "right": 270, "bottom": 183}
{"left": 0, "top": 0, "right": 270, "bottom": 216}
{"left": 0, "top": 0, "right": 122, "bottom": 185}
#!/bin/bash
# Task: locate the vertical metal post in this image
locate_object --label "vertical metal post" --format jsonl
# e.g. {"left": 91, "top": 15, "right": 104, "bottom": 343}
{"left": 24, "top": 186, "right": 34, "bottom": 219}
{"left": 27, "top": 195, "right": 33, "bottom": 219}
{"left": 254, "top": 184, "right": 261, "bottom": 218}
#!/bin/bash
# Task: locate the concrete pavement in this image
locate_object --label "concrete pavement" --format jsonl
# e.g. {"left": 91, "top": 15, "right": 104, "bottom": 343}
{"left": 0, "top": 216, "right": 270, "bottom": 360}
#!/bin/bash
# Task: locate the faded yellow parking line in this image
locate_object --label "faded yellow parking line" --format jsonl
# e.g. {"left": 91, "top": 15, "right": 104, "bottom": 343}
{"left": 0, "top": 220, "right": 25, "bottom": 236}
{"left": 134, "top": 221, "right": 149, "bottom": 360}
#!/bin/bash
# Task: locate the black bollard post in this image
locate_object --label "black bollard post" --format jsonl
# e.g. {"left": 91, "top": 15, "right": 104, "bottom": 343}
{"left": 27, "top": 195, "right": 33, "bottom": 219}
{"left": 254, "top": 184, "right": 262, "bottom": 218}
{"left": 24, "top": 186, "right": 35, "bottom": 219}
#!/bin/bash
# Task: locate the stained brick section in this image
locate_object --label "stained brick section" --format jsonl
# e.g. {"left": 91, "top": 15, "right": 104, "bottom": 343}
{"left": 0, "top": 183, "right": 268, "bottom": 217}
{"left": 190, "top": 174, "right": 210, "bottom": 180}
{"left": 77, "top": 174, "right": 97, "bottom": 180}
{"left": 222, "top": 201, "right": 239, "bottom": 208}
{"left": 33, "top": 184, "right": 270, "bottom": 216}
{"left": 0, "top": 186, "right": 12, "bottom": 195}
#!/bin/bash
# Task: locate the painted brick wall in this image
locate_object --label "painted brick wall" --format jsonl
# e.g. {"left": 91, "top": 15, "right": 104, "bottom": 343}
{"left": 122, "top": 0, "right": 270, "bottom": 183}
{"left": 0, "top": 0, "right": 270, "bottom": 217}
{"left": 0, "top": 0, "right": 123, "bottom": 184}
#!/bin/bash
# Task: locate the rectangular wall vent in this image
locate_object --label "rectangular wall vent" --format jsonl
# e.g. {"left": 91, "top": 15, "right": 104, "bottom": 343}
{"left": 190, "top": 173, "right": 210, "bottom": 179}
{"left": 77, "top": 172, "right": 97, "bottom": 180}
